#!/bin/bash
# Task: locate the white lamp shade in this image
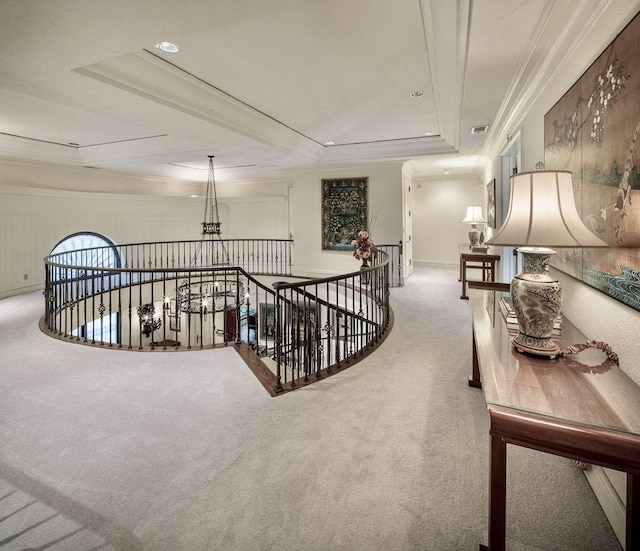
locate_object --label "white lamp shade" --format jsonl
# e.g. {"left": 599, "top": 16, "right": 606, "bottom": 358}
{"left": 462, "top": 205, "right": 487, "bottom": 224}
{"left": 486, "top": 170, "right": 608, "bottom": 248}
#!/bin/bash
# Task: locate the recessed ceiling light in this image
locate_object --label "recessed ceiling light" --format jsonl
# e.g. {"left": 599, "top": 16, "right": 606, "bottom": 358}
{"left": 156, "top": 42, "right": 179, "bottom": 54}
{"left": 423, "top": 132, "right": 434, "bottom": 136}
{"left": 324, "top": 141, "right": 335, "bottom": 146}
{"left": 410, "top": 91, "right": 425, "bottom": 98}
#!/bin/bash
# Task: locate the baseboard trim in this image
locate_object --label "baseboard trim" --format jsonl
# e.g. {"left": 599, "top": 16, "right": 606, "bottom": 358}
{"left": 412, "top": 260, "right": 458, "bottom": 266}
{"left": 0, "top": 283, "right": 44, "bottom": 300}
{"left": 584, "top": 466, "right": 626, "bottom": 549}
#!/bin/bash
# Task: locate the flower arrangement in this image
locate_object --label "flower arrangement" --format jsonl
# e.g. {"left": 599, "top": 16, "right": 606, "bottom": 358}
{"left": 351, "top": 230, "right": 374, "bottom": 260}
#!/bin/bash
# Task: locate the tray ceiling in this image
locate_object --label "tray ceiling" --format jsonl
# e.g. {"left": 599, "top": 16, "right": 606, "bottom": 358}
{"left": 0, "top": 0, "right": 628, "bottom": 185}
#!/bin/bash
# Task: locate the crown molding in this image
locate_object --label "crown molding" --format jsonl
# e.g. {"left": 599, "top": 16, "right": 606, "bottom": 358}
{"left": 481, "top": 0, "right": 640, "bottom": 163}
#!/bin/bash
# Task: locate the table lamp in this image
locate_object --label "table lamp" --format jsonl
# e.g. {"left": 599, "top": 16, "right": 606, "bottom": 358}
{"left": 462, "top": 205, "right": 487, "bottom": 249}
{"left": 485, "top": 170, "right": 608, "bottom": 358}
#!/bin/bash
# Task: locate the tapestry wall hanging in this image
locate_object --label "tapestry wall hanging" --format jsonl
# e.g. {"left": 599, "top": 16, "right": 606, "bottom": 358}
{"left": 544, "top": 11, "right": 640, "bottom": 311}
{"left": 321, "top": 177, "right": 368, "bottom": 251}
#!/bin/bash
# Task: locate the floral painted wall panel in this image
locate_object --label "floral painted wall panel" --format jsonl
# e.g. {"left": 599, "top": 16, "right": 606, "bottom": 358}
{"left": 544, "top": 11, "right": 640, "bottom": 311}
{"left": 321, "top": 177, "right": 368, "bottom": 251}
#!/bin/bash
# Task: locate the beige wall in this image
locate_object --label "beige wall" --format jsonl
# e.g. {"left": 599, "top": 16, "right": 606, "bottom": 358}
{"left": 0, "top": 159, "right": 401, "bottom": 297}
{"left": 289, "top": 162, "right": 404, "bottom": 278}
{"left": 410, "top": 175, "right": 484, "bottom": 264}
{"left": 0, "top": 165, "right": 289, "bottom": 298}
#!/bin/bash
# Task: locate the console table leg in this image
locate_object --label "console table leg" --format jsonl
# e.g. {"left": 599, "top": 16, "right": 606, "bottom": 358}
{"left": 488, "top": 433, "right": 507, "bottom": 551}
{"left": 627, "top": 474, "right": 640, "bottom": 551}
{"left": 461, "top": 259, "right": 468, "bottom": 299}
{"left": 469, "top": 329, "right": 482, "bottom": 388}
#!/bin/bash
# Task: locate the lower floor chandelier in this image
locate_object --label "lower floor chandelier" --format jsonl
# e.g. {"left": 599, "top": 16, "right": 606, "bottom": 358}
{"left": 176, "top": 277, "right": 245, "bottom": 317}
{"left": 137, "top": 303, "right": 162, "bottom": 336}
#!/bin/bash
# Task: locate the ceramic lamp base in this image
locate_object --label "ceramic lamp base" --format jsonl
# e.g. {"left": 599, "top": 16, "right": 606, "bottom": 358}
{"left": 468, "top": 225, "right": 481, "bottom": 248}
{"left": 510, "top": 247, "right": 562, "bottom": 359}
{"left": 512, "top": 332, "right": 560, "bottom": 359}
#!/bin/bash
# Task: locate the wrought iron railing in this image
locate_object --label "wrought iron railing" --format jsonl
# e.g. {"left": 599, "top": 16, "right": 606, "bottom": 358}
{"left": 269, "top": 262, "right": 390, "bottom": 392}
{"left": 42, "top": 238, "right": 394, "bottom": 394}
{"left": 374, "top": 241, "right": 404, "bottom": 287}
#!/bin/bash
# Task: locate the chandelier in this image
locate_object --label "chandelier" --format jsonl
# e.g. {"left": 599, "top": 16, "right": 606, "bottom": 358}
{"left": 174, "top": 157, "right": 239, "bottom": 318}
{"left": 176, "top": 276, "right": 245, "bottom": 316}
{"left": 202, "top": 155, "right": 221, "bottom": 236}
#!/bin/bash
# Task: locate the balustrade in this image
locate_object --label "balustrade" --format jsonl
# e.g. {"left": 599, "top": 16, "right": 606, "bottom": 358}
{"left": 43, "top": 238, "right": 396, "bottom": 393}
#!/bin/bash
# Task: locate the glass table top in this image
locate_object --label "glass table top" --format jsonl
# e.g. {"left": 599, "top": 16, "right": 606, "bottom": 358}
{"left": 470, "top": 289, "right": 640, "bottom": 438}
{"left": 458, "top": 243, "right": 499, "bottom": 256}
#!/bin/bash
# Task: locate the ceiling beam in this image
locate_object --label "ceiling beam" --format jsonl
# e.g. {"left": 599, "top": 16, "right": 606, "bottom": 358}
{"left": 419, "top": 0, "right": 473, "bottom": 150}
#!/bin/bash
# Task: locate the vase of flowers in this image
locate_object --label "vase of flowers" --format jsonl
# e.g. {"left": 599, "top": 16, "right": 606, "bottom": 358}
{"left": 351, "top": 230, "right": 374, "bottom": 283}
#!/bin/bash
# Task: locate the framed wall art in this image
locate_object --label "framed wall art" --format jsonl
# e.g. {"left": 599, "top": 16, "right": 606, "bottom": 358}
{"left": 544, "top": 11, "right": 640, "bottom": 311}
{"left": 332, "top": 310, "right": 350, "bottom": 340}
{"left": 259, "top": 302, "right": 277, "bottom": 339}
{"left": 290, "top": 301, "right": 318, "bottom": 339}
{"left": 169, "top": 314, "right": 180, "bottom": 332}
{"left": 321, "top": 177, "right": 368, "bottom": 251}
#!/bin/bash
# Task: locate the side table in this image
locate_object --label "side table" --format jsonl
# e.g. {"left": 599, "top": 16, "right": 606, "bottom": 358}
{"left": 458, "top": 244, "right": 500, "bottom": 299}
{"left": 469, "top": 288, "right": 640, "bottom": 551}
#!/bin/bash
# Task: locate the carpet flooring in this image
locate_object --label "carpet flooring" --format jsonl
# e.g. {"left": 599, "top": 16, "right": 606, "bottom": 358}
{"left": 0, "top": 264, "right": 622, "bottom": 550}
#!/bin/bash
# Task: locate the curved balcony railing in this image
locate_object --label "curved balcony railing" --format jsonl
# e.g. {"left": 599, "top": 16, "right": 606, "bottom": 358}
{"left": 42, "top": 238, "right": 395, "bottom": 394}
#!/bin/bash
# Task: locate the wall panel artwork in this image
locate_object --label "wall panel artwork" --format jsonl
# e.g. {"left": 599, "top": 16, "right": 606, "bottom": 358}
{"left": 544, "top": 11, "right": 640, "bottom": 311}
{"left": 321, "top": 177, "right": 368, "bottom": 251}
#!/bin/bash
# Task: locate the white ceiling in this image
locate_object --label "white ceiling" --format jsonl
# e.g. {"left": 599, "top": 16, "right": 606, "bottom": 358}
{"left": 0, "top": 0, "right": 631, "bottom": 186}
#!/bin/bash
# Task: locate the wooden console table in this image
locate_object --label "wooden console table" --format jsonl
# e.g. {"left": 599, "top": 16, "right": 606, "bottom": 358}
{"left": 459, "top": 244, "right": 500, "bottom": 299}
{"left": 469, "top": 288, "right": 640, "bottom": 551}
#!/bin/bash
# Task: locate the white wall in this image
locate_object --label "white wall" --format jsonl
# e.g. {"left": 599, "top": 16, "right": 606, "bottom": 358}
{"left": 0, "top": 185, "right": 203, "bottom": 297}
{"left": 0, "top": 159, "right": 400, "bottom": 297}
{"left": 224, "top": 197, "right": 289, "bottom": 239}
{"left": 411, "top": 176, "right": 484, "bottom": 264}
{"left": 290, "top": 162, "right": 404, "bottom": 277}
{"left": 0, "top": 163, "right": 289, "bottom": 298}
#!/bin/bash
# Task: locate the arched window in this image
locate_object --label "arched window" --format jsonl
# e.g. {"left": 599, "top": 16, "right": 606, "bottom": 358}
{"left": 50, "top": 231, "right": 121, "bottom": 271}
{"left": 49, "top": 232, "right": 121, "bottom": 344}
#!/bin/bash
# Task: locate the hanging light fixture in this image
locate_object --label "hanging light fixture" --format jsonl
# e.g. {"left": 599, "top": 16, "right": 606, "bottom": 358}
{"left": 175, "top": 156, "right": 242, "bottom": 316}
{"left": 202, "top": 155, "right": 222, "bottom": 236}
{"left": 176, "top": 276, "right": 244, "bottom": 315}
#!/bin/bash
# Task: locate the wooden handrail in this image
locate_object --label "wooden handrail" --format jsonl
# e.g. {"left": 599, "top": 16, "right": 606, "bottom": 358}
{"left": 468, "top": 281, "right": 511, "bottom": 292}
